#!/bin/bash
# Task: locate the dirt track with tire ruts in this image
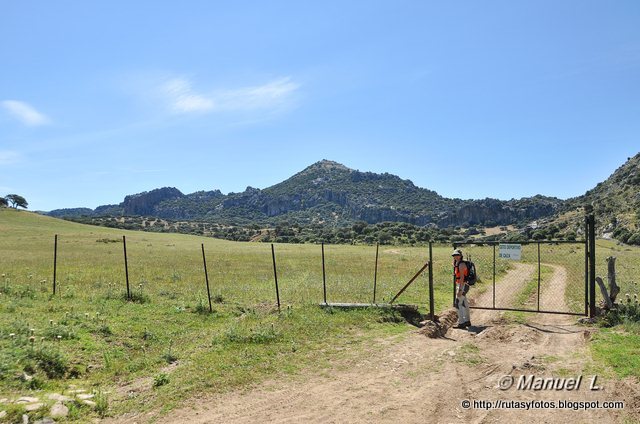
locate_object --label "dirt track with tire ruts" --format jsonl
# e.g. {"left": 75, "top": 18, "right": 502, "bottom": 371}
{"left": 110, "top": 264, "right": 640, "bottom": 424}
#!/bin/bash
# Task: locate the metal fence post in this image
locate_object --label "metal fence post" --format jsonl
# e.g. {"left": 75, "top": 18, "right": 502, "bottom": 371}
{"left": 53, "top": 234, "right": 58, "bottom": 295}
{"left": 537, "top": 242, "right": 541, "bottom": 312}
{"left": 321, "top": 242, "right": 327, "bottom": 304}
{"left": 584, "top": 215, "right": 590, "bottom": 317}
{"left": 271, "top": 244, "right": 281, "bottom": 311}
{"left": 428, "top": 242, "right": 434, "bottom": 321}
{"left": 373, "top": 243, "right": 379, "bottom": 304}
{"left": 201, "top": 244, "right": 213, "bottom": 313}
{"left": 588, "top": 214, "right": 597, "bottom": 317}
{"left": 493, "top": 244, "right": 496, "bottom": 309}
{"left": 123, "top": 235, "right": 130, "bottom": 300}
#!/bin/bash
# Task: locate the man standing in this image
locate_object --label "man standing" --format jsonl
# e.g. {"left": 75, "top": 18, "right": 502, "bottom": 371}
{"left": 452, "top": 249, "right": 471, "bottom": 329}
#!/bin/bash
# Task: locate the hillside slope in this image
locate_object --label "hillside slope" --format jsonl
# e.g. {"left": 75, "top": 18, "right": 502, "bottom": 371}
{"left": 545, "top": 153, "right": 640, "bottom": 243}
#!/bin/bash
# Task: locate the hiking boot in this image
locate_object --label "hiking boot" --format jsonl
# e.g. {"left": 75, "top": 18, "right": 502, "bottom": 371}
{"left": 454, "top": 323, "right": 467, "bottom": 329}
{"left": 462, "top": 321, "right": 472, "bottom": 328}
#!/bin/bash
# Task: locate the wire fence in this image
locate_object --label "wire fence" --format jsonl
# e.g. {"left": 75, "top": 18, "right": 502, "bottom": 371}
{"left": 2, "top": 235, "right": 443, "bottom": 311}
{"left": 1, "top": 231, "right": 596, "bottom": 318}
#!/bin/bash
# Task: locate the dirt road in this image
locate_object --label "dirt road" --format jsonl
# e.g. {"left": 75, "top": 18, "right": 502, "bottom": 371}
{"left": 113, "top": 264, "right": 639, "bottom": 424}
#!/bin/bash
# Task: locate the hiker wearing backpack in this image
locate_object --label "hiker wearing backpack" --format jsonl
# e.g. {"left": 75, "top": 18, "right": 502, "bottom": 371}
{"left": 452, "top": 249, "right": 472, "bottom": 329}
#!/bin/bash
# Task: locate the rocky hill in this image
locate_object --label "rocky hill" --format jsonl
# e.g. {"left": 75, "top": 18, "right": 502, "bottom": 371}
{"left": 552, "top": 153, "right": 640, "bottom": 243}
{"left": 47, "top": 160, "right": 563, "bottom": 228}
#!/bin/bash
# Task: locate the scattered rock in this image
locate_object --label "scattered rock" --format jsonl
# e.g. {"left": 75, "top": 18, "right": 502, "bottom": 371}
{"left": 68, "top": 389, "right": 86, "bottom": 394}
{"left": 25, "top": 403, "right": 44, "bottom": 412}
{"left": 34, "top": 418, "right": 55, "bottom": 424}
{"left": 0, "top": 398, "right": 8, "bottom": 404}
{"left": 48, "top": 393, "right": 72, "bottom": 402}
{"left": 50, "top": 401, "right": 69, "bottom": 418}
{"left": 21, "top": 372, "right": 33, "bottom": 382}
{"left": 76, "top": 393, "right": 94, "bottom": 400}
{"left": 82, "top": 400, "right": 97, "bottom": 408}
{"left": 22, "top": 414, "right": 29, "bottom": 424}
{"left": 16, "top": 396, "right": 39, "bottom": 404}
{"left": 518, "top": 359, "right": 545, "bottom": 371}
{"left": 0, "top": 411, "right": 6, "bottom": 419}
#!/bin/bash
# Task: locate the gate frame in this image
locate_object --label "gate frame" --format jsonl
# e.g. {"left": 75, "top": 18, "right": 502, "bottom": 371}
{"left": 452, "top": 214, "right": 597, "bottom": 318}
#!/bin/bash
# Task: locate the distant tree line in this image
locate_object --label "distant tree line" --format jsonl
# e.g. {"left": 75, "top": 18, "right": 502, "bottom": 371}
{"left": 61, "top": 214, "right": 590, "bottom": 246}
{"left": 264, "top": 221, "right": 447, "bottom": 245}
{"left": 65, "top": 216, "right": 454, "bottom": 245}
{"left": 57, "top": 207, "right": 640, "bottom": 246}
{"left": 0, "top": 194, "right": 28, "bottom": 209}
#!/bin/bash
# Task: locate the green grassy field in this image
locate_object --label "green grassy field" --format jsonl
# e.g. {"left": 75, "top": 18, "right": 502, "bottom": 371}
{"left": 2, "top": 209, "right": 639, "bottom": 421}
{"left": 0, "top": 209, "right": 463, "bottom": 421}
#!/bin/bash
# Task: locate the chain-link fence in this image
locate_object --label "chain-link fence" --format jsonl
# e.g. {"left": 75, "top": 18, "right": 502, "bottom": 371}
{"left": 453, "top": 241, "right": 587, "bottom": 316}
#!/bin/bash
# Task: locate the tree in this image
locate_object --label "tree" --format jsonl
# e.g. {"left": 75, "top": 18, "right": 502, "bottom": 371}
{"left": 378, "top": 230, "right": 393, "bottom": 245}
{"left": 532, "top": 230, "right": 547, "bottom": 240}
{"left": 5, "top": 194, "right": 28, "bottom": 209}
{"left": 0, "top": 197, "right": 7, "bottom": 207}
{"left": 627, "top": 231, "right": 640, "bottom": 246}
{"left": 352, "top": 221, "right": 368, "bottom": 234}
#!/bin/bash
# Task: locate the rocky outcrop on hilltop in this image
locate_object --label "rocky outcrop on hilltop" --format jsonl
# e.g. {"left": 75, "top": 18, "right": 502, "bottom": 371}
{"left": 46, "top": 160, "right": 566, "bottom": 228}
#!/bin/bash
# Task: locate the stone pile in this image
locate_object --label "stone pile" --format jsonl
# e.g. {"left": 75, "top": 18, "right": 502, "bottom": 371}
{"left": 0, "top": 387, "right": 98, "bottom": 423}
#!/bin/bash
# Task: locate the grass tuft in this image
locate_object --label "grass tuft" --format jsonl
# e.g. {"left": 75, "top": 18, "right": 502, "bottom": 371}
{"left": 153, "top": 372, "right": 170, "bottom": 388}
{"left": 26, "top": 345, "right": 68, "bottom": 378}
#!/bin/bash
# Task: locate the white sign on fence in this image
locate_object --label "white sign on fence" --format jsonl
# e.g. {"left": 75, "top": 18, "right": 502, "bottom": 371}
{"left": 499, "top": 243, "right": 522, "bottom": 260}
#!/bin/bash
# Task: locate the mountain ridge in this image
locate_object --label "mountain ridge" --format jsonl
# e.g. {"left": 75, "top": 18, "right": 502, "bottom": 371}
{"left": 46, "top": 159, "right": 564, "bottom": 228}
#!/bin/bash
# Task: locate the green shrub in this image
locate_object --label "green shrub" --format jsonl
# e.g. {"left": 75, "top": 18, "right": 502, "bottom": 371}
{"left": 94, "top": 390, "right": 109, "bottom": 418}
{"left": 627, "top": 232, "right": 640, "bottom": 246}
{"left": 162, "top": 340, "right": 178, "bottom": 363}
{"left": 194, "top": 297, "right": 211, "bottom": 315}
{"left": 43, "top": 324, "right": 77, "bottom": 340}
{"left": 26, "top": 346, "right": 68, "bottom": 379}
{"left": 613, "top": 227, "right": 632, "bottom": 243}
{"left": 0, "top": 353, "right": 12, "bottom": 380}
{"left": 97, "top": 324, "right": 113, "bottom": 337}
{"left": 224, "top": 323, "right": 280, "bottom": 344}
{"left": 142, "top": 328, "right": 155, "bottom": 341}
{"left": 125, "top": 291, "right": 150, "bottom": 304}
{"left": 1, "top": 403, "right": 26, "bottom": 423}
{"left": 27, "top": 375, "right": 45, "bottom": 390}
{"left": 153, "top": 372, "right": 169, "bottom": 388}
{"left": 600, "top": 299, "right": 640, "bottom": 327}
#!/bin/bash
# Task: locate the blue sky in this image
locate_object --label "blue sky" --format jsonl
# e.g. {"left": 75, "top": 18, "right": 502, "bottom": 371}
{"left": 1, "top": 1, "right": 639, "bottom": 211}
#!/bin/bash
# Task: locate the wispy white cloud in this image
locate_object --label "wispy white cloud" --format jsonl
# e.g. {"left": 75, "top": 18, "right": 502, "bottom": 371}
{"left": 159, "top": 76, "right": 300, "bottom": 115}
{"left": 215, "top": 77, "right": 300, "bottom": 111}
{"left": 0, "top": 150, "right": 22, "bottom": 165}
{"left": 161, "top": 78, "right": 215, "bottom": 113}
{"left": 1, "top": 100, "right": 50, "bottom": 126}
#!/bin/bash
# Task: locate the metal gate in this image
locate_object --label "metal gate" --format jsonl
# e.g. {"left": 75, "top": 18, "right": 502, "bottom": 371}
{"left": 452, "top": 215, "right": 597, "bottom": 317}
